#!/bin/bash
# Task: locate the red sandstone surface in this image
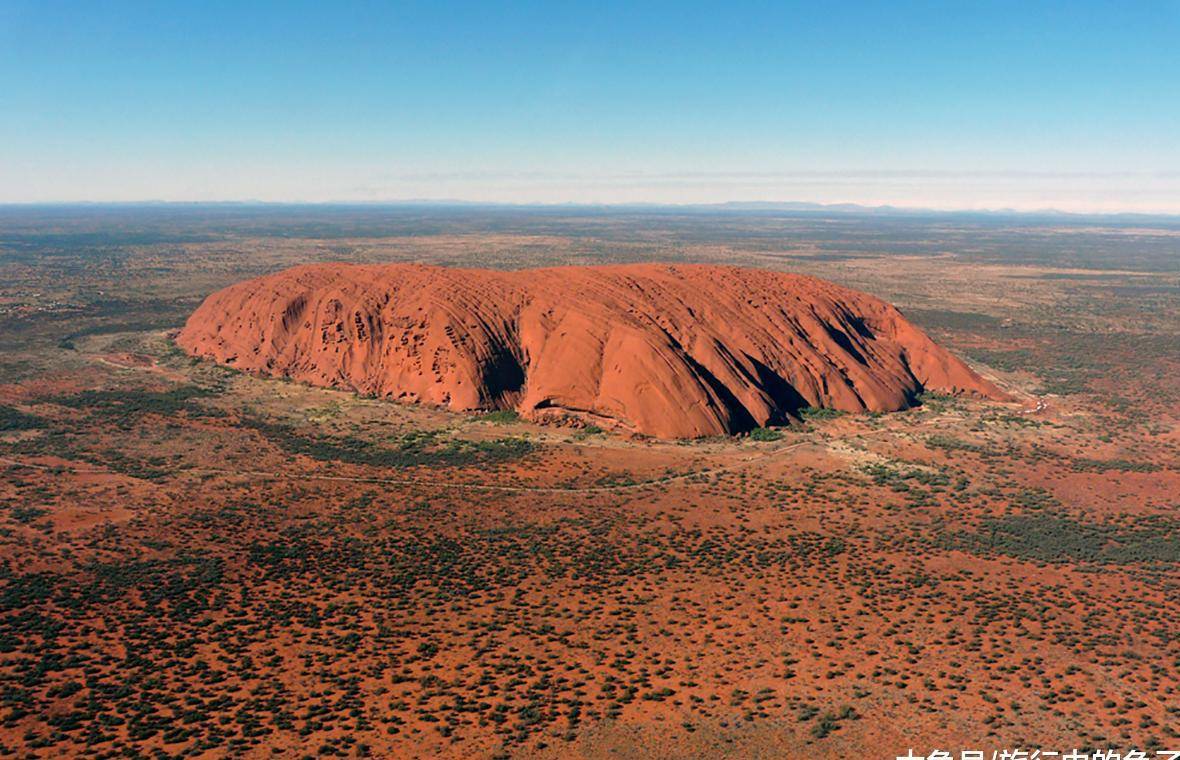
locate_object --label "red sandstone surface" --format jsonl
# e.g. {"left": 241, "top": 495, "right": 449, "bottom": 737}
{"left": 177, "top": 263, "right": 1004, "bottom": 437}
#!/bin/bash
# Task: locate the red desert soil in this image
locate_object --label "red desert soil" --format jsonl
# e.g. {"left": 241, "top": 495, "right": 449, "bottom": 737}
{"left": 177, "top": 263, "right": 1005, "bottom": 437}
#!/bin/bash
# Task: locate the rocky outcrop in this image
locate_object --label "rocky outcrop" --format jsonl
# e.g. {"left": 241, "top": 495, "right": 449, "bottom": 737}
{"left": 177, "top": 263, "right": 1006, "bottom": 437}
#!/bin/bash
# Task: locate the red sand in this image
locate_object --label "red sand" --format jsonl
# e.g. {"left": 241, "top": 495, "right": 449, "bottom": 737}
{"left": 177, "top": 263, "right": 1005, "bottom": 437}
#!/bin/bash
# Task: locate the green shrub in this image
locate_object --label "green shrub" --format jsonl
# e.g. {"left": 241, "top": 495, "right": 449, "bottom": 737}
{"left": 480, "top": 409, "right": 520, "bottom": 424}
{"left": 799, "top": 406, "right": 844, "bottom": 421}
{"left": 0, "top": 405, "right": 45, "bottom": 431}
{"left": 749, "top": 427, "right": 783, "bottom": 441}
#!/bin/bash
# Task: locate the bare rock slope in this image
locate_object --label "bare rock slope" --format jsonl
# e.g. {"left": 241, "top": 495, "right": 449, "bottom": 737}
{"left": 177, "top": 263, "right": 1006, "bottom": 438}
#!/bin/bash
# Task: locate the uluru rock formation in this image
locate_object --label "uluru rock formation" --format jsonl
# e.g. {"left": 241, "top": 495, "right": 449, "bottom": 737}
{"left": 177, "top": 263, "right": 1006, "bottom": 438}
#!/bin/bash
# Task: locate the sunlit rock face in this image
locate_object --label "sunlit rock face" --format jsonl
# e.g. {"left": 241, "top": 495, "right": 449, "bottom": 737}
{"left": 178, "top": 263, "right": 1006, "bottom": 438}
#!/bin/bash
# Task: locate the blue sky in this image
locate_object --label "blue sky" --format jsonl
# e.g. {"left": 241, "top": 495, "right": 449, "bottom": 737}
{"left": 2, "top": 1, "right": 1177, "bottom": 210}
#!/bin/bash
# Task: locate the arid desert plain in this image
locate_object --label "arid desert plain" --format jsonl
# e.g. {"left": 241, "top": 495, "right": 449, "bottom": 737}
{"left": 1, "top": 206, "right": 1177, "bottom": 758}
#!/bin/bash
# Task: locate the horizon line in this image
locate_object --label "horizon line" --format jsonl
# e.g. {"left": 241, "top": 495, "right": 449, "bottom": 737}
{"left": 3, "top": 198, "right": 1180, "bottom": 220}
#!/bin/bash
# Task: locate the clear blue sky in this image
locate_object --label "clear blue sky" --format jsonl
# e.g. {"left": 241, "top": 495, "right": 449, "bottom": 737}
{"left": 2, "top": 1, "right": 1177, "bottom": 211}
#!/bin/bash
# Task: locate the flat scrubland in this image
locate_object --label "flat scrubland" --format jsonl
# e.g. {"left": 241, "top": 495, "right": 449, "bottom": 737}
{"left": 0, "top": 207, "right": 1177, "bottom": 758}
